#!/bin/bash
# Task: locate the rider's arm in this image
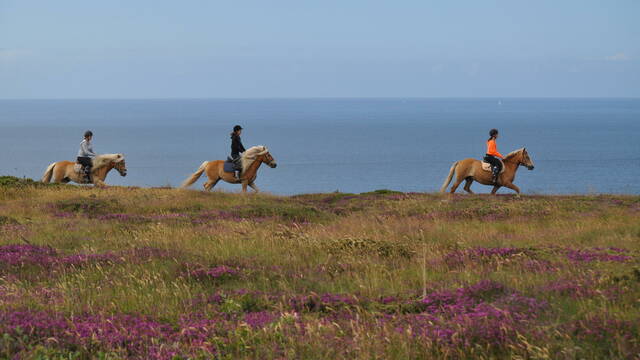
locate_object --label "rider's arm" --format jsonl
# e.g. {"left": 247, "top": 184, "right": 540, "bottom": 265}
{"left": 234, "top": 136, "right": 246, "bottom": 153}
{"left": 487, "top": 140, "right": 504, "bottom": 159}
{"left": 81, "top": 141, "right": 97, "bottom": 158}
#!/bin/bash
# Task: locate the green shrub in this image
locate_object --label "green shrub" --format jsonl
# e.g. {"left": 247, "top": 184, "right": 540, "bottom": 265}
{"left": 233, "top": 203, "right": 326, "bottom": 222}
{"left": 325, "top": 236, "right": 414, "bottom": 259}
{"left": 53, "top": 197, "right": 122, "bottom": 216}
{"left": 361, "top": 189, "right": 404, "bottom": 196}
{"left": 0, "top": 176, "right": 56, "bottom": 188}
{"left": 0, "top": 215, "right": 19, "bottom": 225}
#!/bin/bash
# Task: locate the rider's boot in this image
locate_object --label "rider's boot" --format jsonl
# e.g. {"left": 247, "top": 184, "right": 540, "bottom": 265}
{"left": 83, "top": 166, "right": 92, "bottom": 183}
{"left": 235, "top": 170, "right": 242, "bottom": 182}
{"left": 492, "top": 169, "right": 499, "bottom": 185}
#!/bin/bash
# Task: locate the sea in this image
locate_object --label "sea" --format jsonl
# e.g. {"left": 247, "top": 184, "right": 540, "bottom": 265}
{"left": 0, "top": 98, "right": 639, "bottom": 195}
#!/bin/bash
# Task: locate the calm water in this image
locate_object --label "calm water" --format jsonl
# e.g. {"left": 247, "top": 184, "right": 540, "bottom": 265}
{"left": 1, "top": 98, "right": 639, "bottom": 194}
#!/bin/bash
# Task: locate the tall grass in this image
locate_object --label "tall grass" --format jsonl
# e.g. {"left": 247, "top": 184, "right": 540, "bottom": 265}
{"left": 0, "top": 180, "right": 638, "bottom": 358}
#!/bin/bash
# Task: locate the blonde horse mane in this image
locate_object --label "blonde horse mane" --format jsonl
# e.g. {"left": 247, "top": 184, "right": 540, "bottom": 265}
{"left": 92, "top": 154, "right": 125, "bottom": 170}
{"left": 504, "top": 148, "right": 525, "bottom": 160}
{"left": 240, "top": 146, "right": 269, "bottom": 172}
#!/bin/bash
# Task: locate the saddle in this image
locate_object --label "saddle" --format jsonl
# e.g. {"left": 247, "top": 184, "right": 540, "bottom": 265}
{"left": 224, "top": 157, "right": 242, "bottom": 173}
{"left": 481, "top": 159, "right": 505, "bottom": 174}
{"left": 74, "top": 163, "right": 93, "bottom": 184}
{"left": 73, "top": 163, "right": 84, "bottom": 174}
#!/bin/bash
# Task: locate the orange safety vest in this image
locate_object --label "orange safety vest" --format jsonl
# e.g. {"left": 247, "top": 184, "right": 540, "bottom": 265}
{"left": 486, "top": 139, "right": 504, "bottom": 158}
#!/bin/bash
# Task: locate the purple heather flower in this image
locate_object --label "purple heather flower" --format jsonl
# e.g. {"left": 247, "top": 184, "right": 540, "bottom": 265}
{"left": 0, "top": 244, "right": 173, "bottom": 274}
{"left": 289, "top": 293, "right": 358, "bottom": 312}
{"left": 183, "top": 264, "right": 240, "bottom": 281}
{"left": 243, "top": 311, "right": 279, "bottom": 328}
{"left": 565, "top": 248, "right": 632, "bottom": 263}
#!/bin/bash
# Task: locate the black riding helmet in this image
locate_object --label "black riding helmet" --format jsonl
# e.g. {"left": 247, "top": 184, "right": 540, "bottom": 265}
{"left": 233, "top": 125, "right": 243, "bottom": 132}
{"left": 489, "top": 129, "right": 499, "bottom": 137}
{"left": 84, "top": 130, "right": 93, "bottom": 138}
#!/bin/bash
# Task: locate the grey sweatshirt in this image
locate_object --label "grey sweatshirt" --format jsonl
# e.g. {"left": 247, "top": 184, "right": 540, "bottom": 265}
{"left": 77, "top": 139, "right": 96, "bottom": 158}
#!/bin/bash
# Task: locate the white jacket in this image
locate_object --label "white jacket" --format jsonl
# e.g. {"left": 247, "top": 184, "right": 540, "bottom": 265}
{"left": 77, "top": 139, "right": 96, "bottom": 158}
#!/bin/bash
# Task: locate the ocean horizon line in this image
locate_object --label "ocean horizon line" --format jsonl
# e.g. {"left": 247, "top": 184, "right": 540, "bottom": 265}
{"left": 1, "top": 96, "right": 639, "bottom": 101}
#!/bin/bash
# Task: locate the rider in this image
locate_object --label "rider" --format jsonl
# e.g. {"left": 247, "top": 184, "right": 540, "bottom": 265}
{"left": 484, "top": 129, "right": 504, "bottom": 184}
{"left": 77, "top": 130, "right": 96, "bottom": 183}
{"left": 230, "top": 125, "right": 246, "bottom": 180}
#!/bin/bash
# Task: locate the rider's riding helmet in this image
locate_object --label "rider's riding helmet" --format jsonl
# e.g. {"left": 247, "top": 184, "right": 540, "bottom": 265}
{"left": 489, "top": 129, "right": 499, "bottom": 137}
{"left": 233, "top": 125, "right": 243, "bottom": 132}
{"left": 84, "top": 130, "right": 93, "bottom": 138}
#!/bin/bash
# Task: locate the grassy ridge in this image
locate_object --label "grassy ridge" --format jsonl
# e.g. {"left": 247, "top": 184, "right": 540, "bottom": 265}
{"left": 0, "top": 179, "right": 639, "bottom": 359}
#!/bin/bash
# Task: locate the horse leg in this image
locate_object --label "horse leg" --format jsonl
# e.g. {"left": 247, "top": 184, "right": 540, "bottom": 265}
{"left": 502, "top": 182, "right": 521, "bottom": 196}
{"left": 203, "top": 177, "right": 220, "bottom": 191}
{"left": 449, "top": 175, "right": 465, "bottom": 194}
{"left": 241, "top": 180, "right": 249, "bottom": 193}
{"left": 51, "top": 171, "right": 61, "bottom": 184}
{"left": 60, "top": 168, "right": 76, "bottom": 184}
{"left": 463, "top": 178, "right": 474, "bottom": 194}
{"left": 52, "top": 165, "right": 67, "bottom": 183}
{"left": 490, "top": 185, "right": 500, "bottom": 195}
{"left": 249, "top": 182, "right": 260, "bottom": 193}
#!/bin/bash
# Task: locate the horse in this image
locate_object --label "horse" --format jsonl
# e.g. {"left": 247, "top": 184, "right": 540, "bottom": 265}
{"left": 180, "top": 146, "right": 277, "bottom": 193}
{"left": 440, "top": 148, "right": 535, "bottom": 195}
{"left": 41, "top": 154, "right": 127, "bottom": 187}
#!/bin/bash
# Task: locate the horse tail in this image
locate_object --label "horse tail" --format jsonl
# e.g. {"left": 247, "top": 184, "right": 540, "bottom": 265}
{"left": 41, "top": 162, "right": 56, "bottom": 183}
{"left": 181, "top": 161, "right": 208, "bottom": 188}
{"left": 440, "top": 161, "right": 458, "bottom": 193}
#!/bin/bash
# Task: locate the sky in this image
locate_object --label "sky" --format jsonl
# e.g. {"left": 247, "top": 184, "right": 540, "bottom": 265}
{"left": 0, "top": 0, "right": 638, "bottom": 98}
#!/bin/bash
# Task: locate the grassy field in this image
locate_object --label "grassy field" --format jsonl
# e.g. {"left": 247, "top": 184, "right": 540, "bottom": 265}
{"left": 0, "top": 176, "right": 639, "bottom": 359}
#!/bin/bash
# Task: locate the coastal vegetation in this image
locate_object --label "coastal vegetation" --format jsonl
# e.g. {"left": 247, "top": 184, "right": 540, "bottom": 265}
{"left": 0, "top": 177, "right": 638, "bottom": 359}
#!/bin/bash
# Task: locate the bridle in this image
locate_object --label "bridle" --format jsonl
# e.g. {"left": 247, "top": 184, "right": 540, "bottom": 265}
{"left": 259, "top": 153, "right": 277, "bottom": 168}
{"left": 516, "top": 150, "right": 534, "bottom": 170}
{"left": 113, "top": 160, "right": 127, "bottom": 176}
{"left": 504, "top": 150, "right": 534, "bottom": 170}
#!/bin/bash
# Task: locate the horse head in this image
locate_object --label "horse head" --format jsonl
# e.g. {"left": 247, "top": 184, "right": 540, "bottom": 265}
{"left": 112, "top": 154, "right": 127, "bottom": 176}
{"left": 258, "top": 147, "right": 277, "bottom": 168}
{"left": 520, "top": 148, "right": 535, "bottom": 170}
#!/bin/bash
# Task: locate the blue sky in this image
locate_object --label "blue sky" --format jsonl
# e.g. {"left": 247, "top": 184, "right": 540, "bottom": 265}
{"left": 0, "top": 0, "right": 638, "bottom": 98}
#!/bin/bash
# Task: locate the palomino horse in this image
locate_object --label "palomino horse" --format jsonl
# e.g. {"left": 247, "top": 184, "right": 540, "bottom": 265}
{"left": 41, "top": 154, "right": 127, "bottom": 186}
{"left": 181, "top": 146, "right": 277, "bottom": 193}
{"left": 440, "top": 148, "right": 534, "bottom": 195}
